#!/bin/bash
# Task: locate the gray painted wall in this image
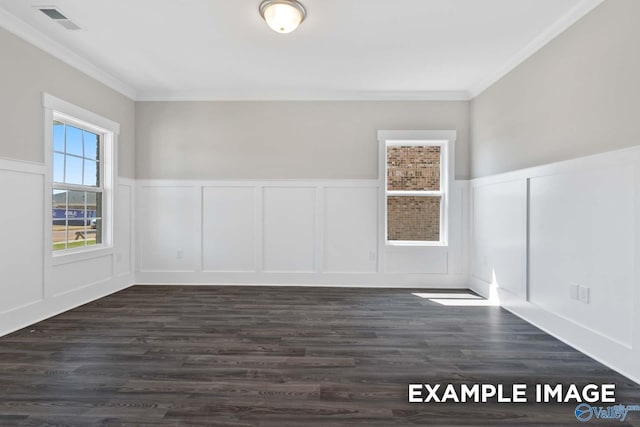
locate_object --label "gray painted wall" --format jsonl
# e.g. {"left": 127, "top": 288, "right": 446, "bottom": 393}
{"left": 136, "top": 101, "right": 470, "bottom": 180}
{"left": 471, "top": 0, "right": 640, "bottom": 178}
{"left": 7, "top": 0, "right": 630, "bottom": 182}
{"left": 0, "top": 28, "right": 135, "bottom": 177}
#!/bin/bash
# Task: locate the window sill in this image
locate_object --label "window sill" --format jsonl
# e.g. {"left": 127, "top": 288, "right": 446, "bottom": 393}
{"left": 51, "top": 245, "right": 113, "bottom": 266}
{"left": 385, "top": 241, "right": 448, "bottom": 247}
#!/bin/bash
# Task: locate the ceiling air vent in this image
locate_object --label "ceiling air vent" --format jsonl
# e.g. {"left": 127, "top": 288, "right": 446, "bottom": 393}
{"left": 36, "top": 6, "right": 81, "bottom": 30}
{"left": 38, "top": 7, "right": 67, "bottom": 20}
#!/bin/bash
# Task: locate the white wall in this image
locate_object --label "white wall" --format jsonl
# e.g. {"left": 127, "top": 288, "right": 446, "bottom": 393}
{"left": 470, "top": 146, "right": 640, "bottom": 383}
{"left": 0, "top": 157, "right": 135, "bottom": 337}
{"left": 136, "top": 179, "right": 468, "bottom": 287}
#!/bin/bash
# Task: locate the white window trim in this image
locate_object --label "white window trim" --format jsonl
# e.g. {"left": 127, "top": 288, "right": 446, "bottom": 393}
{"left": 43, "top": 94, "right": 118, "bottom": 265}
{"left": 378, "top": 130, "right": 456, "bottom": 247}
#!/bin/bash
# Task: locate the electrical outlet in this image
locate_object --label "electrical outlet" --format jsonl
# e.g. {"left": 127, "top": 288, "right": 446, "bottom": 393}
{"left": 569, "top": 282, "right": 579, "bottom": 300}
{"left": 176, "top": 248, "right": 184, "bottom": 259}
{"left": 578, "top": 286, "right": 590, "bottom": 304}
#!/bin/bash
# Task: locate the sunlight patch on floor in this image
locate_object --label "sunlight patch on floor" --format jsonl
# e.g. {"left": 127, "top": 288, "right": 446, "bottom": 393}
{"left": 412, "top": 291, "right": 499, "bottom": 306}
{"left": 412, "top": 292, "right": 481, "bottom": 299}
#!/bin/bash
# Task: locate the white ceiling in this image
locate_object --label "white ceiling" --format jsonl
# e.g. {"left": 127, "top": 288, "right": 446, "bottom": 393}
{"left": 0, "top": 0, "right": 602, "bottom": 100}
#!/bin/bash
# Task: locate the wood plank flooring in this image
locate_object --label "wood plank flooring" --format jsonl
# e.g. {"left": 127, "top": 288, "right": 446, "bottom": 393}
{"left": 0, "top": 285, "right": 639, "bottom": 426}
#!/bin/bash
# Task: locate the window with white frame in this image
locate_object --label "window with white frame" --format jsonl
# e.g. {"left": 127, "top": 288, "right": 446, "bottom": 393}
{"left": 384, "top": 139, "right": 448, "bottom": 245}
{"left": 46, "top": 95, "right": 116, "bottom": 254}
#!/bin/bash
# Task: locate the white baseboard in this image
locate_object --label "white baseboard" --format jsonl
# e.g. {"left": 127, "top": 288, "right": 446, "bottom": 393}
{"left": 470, "top": 277, "right": 640, "bottom": 386}
{"left": 135, "top": 271, "right": 469, "bottom": 288}
{"left": 0, "top": 274, "right": 134, "bottom": 338}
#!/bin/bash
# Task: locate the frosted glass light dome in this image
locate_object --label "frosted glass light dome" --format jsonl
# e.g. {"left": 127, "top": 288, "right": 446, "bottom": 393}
{"left": 259, "top": 0, "right": 306, "bottom": 34}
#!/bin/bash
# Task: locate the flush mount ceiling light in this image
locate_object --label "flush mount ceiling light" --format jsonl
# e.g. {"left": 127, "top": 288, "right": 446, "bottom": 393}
{"left": 259, "top": 0, "right": 306, "bottom": 34}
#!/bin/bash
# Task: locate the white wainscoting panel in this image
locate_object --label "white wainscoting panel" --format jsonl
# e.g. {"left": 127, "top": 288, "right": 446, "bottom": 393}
{"left": 50, "top": 255, "right": 113, "bottom": 297}
{"left": 323, "top": 187, "right": 378, "bottom": 273}
{"left": 202, "top": 186, "right": 257, "bottom": 272}
{"left": 114, "top": 183, "right": 133, "bottom": 277}
{"left": 0, "top": 168, "right": 44, "bottom": 313}
{"left": 471, "top": 179, "right": 527, "bottom": 296}
{"left": 383, "top": 246, "right": 448, "bottom": 274}
{"left": 139, "top": 186, "right": 199, "bottom": 272}
{"left": 263, "top": 186, "right": 316, "bottom": 272}
{"left": 529, "top": 164, "right": 634, "bottom": 347}
{"left": 136, "top": 179, "right": 469, "bottom": 287}
{"left": 0, "top": 156, "right": 135, "bottom": 337}
{"left": 448, "top": 183, "right": 467, "bottom": 275}
{"left": 470, "top": 146, "right": 640, "bottom": 384}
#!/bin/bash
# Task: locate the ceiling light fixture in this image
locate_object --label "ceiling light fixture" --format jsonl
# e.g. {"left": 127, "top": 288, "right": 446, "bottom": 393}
{"left": 259, "top": 0, "right": 306, "bottom": 34}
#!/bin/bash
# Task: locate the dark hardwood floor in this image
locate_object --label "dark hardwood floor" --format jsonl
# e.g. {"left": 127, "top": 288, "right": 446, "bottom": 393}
{"left": 0, "top": 285, "right": 639, "bottom": 426}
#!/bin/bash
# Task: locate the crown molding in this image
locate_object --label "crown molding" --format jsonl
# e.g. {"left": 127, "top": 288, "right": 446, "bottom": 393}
{"left": 0, "top": 6, "right": 137, "bottom": 100}
{"left": 468, "top": 0, "right": 604, "bottom": 99}
{"left": 0, "top": 0, "right": 603, "bottom": 103}
{"left": 135, "top": 89, "right": 472, "bottom": 102}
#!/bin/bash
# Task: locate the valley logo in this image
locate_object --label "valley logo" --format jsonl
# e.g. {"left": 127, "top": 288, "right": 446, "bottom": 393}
{"left": 575, "top": 403, "right": 640, "bottom": 423}
{"left": 409, "top": 383, "right": 640, "bottom": 422}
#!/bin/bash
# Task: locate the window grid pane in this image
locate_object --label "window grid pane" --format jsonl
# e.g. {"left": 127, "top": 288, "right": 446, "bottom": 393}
{"left": 52, "top": 187, "right": 103, "bottom": 251}
{"left": 83, "top": 159, "right": 98, "bottom": 186}
{"left": 64, "top": 155, "right": 83, "bottom": 185}
{"left": 53, "top": 153, "right": 64, "bottom": 183}
{"left": 387, "top": 145, "right": 441, "bottom": 191}
{"left": 65, "top": 125, "right": 83, "bottom": 157}
{"left": 52, "top": 189, "right": 68, "bottom": 251}
{"left": 83, "top": 130, "right": 98, "bottom": 160}
{"left": 387, "top": 195, "right": 441, "bottom": 242}
{"left": 53, "top": 123, "right": 100, "bottom": 188}
{"left": 53, "top": 122, "right": 65, "bottom": 152}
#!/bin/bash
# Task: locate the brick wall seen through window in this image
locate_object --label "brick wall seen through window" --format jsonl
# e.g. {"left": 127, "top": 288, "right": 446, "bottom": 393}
{"left": 386, "top": 145, "right": 442, "bottom": 242}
